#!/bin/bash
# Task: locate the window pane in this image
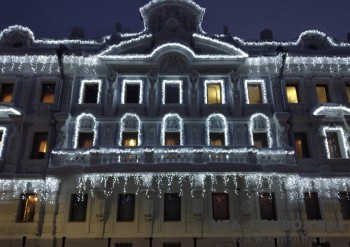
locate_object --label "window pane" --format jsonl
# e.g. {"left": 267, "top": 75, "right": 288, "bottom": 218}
{"left": 338, "top": 192, "right": 350, "bottom": 220}
{"left": 346, "top": 85, "right": 350, "bottom": 102}
{"left": 31, "top": 132, "right": 48, "bottom": 159}
{"left": 122, "top": 132, "right": 138, "bottom": 147}
{"left": 117, "top": 194, "right": 135, "bottom": 221}
{"left": 207, "top": 84, "right": 221, "bottom": 104}
{"left": 316, "top": 85, "right": 329, "bottom": 103}
{"left": 326, "top": 132, "right": 342, "bottom": 158}
{"left": 253, "top": 133, "right": 268, "bottom": 148}
{"left": 294, "top": 133, "right": 309, "bottom": 158}
{"left": 212, "top": 193, "right": 229, "bottom": 220}
{"left": 84, "top": 84, "right": 98, "bottom": 103}
{"left": 164, "top": 193, "right": 181, "bottom": 221}
{"left": 78, "top": 132, "right": 94, "bottom": 148}
{"left": 304, "top": 192, "right": 321, "bottom": 220}
{"left": 286, "top": 85, "right": 299, "bottom": 103}
{"left": 41, "top": 83, "right": 55, "bottom": 103}
{"left": 17, "top": 193, "right": 37, "bottom": 222}
{"left": 165, "top": 132, "right": 180, "bottom": 146}
{"left": 125, "top": 85, "right": 140, "bottom": 103}
{"left": 210, "top": 133, "right": 225, "bottom": 146}
{"left": 165, "top": 84, "right": 180, "bottom": 104}
{"left": 69, "top": 194, "right": 88, "bottom": 221}
{"left": 248, "top": 84, "right": 262, "bottom": 104}
{"left": 0, "top": 84, "right": 14, "bottom": 102}
{"left": 259, "top": 192, "right": 277, "bottom": 220}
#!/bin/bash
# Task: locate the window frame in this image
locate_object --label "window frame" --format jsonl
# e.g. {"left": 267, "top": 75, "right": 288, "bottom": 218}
{"left": 0, "top": 82, "right": 15, "bottom": 103}
{"left": 293, "top": 132, "right": 310, "bottom": 158}
{"left": 303, "top": 192, "right": 322, "bottom": 220}
{"left": 78, "top": 79, "right": 102, "bottom": 104}
{"left": 258, "top": 192, "right": 277, "bottom": 221}
{"left": 0, "top": 126, "right": 7, "bottom": 158}
{"left": 316, "top": 84, "right": 330, "bottom": 103}
{"left": 345, "top": 84, "right": 350, "bottom": 103}
{"left": 164, "top": 193, "right": 181, "bottom": 222}
{"left": 249, "top": 113, "right": 272, "bottom": 148}
{"left": 322, "top": 127, "right": 348, "bottom": 159}
{"left": 204, "top": 80, "right": 225, "bottom": 104}
{"left": 17, "top": 193, "right": 38, "bottom": 222}
{"left": 30, "top": 132, "right": 48, "bottom": 159}
{"left": 119, "top": 113, "right": 142, "bottom": 146}
{"left": 338, "top": 192, "right": 350, "bottom": 220}
{"left": 73, "top": 113, "right": 97, "bottom": 149}
{"left": 244, "top": 79, "right": 268, "bottom": 104}
{"left": 162, "top": 80, "right": 183, "bottom": 104}
{"left": 40, "top": 82, "right": 56, "bottom": 104}
{"left": 117, "top": 194, "right": 136, "bottom": 222}
{"left": 121, "top": 79, "right": 143, "bottom": 104}
{"left": 161, "top": 113, "right": 183, "bottom": 146}
{"left": 206, "top": 113, "right": 229, "bottom": 146}
{"left": 212, "top": 193, "right": 230, "bottom": 221}
{"left": 69, "top": 194, "right": 88, "bottom": 222}
{"left": 285, "top": 84, "right": 300, "bottom": 104}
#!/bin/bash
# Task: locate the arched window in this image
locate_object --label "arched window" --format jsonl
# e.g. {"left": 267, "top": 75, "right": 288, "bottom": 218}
{"left": 119, "top": 113, "right": 141, "bottom": 146}
{"left": 206, "top": 113, "right": 228, "bottom": 146}
{"left": 161, "top": 113, "right": 183, "bottom": 146}
{"left": 73, "top": 113, "right": 97, "bottom": 148}
{"left": 249, "top": 113, "right": 272, "bottom": 148}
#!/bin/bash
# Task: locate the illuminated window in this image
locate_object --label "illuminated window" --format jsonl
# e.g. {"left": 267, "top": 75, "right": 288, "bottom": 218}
{"left": 31, "top": 132, "right": 48, "bottom": 159}
{"left": 77, "top": 132, "right": 94, "bottom": 148}
{"left": 165, "top": 132, "right": 180, "bottom": 146}
{"left": 69, "top": 194, "right": 88, "bottom": 222}
{"left": 326, "top": 132, "right": 342, "bottom": 158}
{"left": 316, "top": 85, "right": 329, "bottom": 103}
{"left": 248, "top": 84, "right": 263, "bottom": 104}
{"left": 162, "top": 114, "right": 183, "bottom": 146}
{"left": 212, "top": 193, "right": 229, "bottom": 220}
{"left": 125, "top": 84, "right": 140, "bottom": 104}
{"left": 117, "top": 194, "right": 135, "bottom": 221}
{"left": 304, "top": 192, "right": 321, "bottom": 220}
{"left": 253, "top": 133, "right": 268, "bottom": 148}
{"left": 163, "top": 80, "right": 182, "bottom": 104}
{"left": 0, "top": 83, "right": 14, "bottom": 103}
{"left": 207, "top": 84, "right": 222, "bottom": 104}
{"left": 40, "top": 83, "right": 55, "bottom": 103}
{"left": 346, "top": 85, "right": 350, "bottom": 102}
{"left": 83, "top": 84, "right": 98, "bottom": 103}
{"left": 17, "top": 193, "right": 38, "bottom": 222}
{"left": 286, "top": 85, "right": 299, "bottom": 103}
{"left": 294, "top": 133, "right": 309, "bottom": 158}
{"left": 210, "top": 132, "right": 225, "bottom": 146}
{"left": 338, "top": 192, "right": 350, "bottom": 220}
{"left": 259, "top": 192, "right": 277, "bottom": 220}
{"left": 122, "top": 132, "right": 138, "bottom": 147}
{"left": 164, "top": 193, "right": 181, "bottom": 221}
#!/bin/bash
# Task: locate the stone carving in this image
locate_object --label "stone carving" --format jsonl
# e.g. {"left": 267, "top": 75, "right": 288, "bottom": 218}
{"left": 300, "top": 33, "right": 328, "bottom": 50}
{"left": 148, "top": 70, "right": 158, "bottom": 102}
{"left": 123, "top": 116, "right": 138, "bottom": 130}
{"left": 253, "top": 117, "right": 266, "bottom": 131}
{"left": 80, "top": 117, "right": 95, "bottom": 130}
{"left": 160, "top": 56, "right": 187, "bottom": 74}
{"left": 210, "top": 117, "right": 224, "bottom": 131}
{"left": 165, "top": 117, "right": 180, "bottom": 130}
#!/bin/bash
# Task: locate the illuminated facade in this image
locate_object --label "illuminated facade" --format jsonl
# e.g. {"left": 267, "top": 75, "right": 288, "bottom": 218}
{"left": 0, "top": 0, "right": 350, "bottom": 247}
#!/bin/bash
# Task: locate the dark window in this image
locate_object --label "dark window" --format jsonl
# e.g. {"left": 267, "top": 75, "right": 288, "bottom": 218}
{"left": 212, "top": 193, "right": 229, "bottom": 220}
{"left": 0, "top": 83, "right": 14, "bottom": 102}
{"left": 253, "top": 133, "right": 268, "bottom": 148}
{"left": 294, "top": 133, "right": 309, "bottom": 158}
{"left": 163, "top": 243, "right": 181, "bottom": 247}
{"left": 338, "top": 192, "right": 350, "bottom": 220}
{"left": 116, "top": 244, "right": 132, "bottom": 247}
{"left": 122, "top": 132, "right": 138, "bottom": 147}
{"left": 69, "top": 194, "right": 88, "bottom": 222}
{"left": 165, "top": 132, "right": 180, "bottom": 146}
{"left": 125, "top": 84, "right": 140, "bottom": 103}
{"left": 304, "top": 192, "right": 321, "bottom": 220}
{"left": 41, "top": 83, "right": 55, "bottom": 103}
{"left": 326, "top": 132, "right": 342, "bottom": 158}
{"left": 259, "top": 192, "right": 277, "bottom": 220}
{"left": 165, "top": 84, "right": 180, "bottom": 104}
{"left": 83, "top": 84, "right": 98, "bottom": 103}
{"left": 164, "top": 193, "right": 181, "bottom": 221}
{"left": 17, "top": 193, "right": 37, "bottom": 222}
{"left": 210, "top": 132, "right": 225, "bottom": 146}
{"left": 77, "top": 132, "right": 94, "bottom": 148}
{"left": 117, "top": 194, "right": 135, "bottom": 221}
{"left": 31, "top": 132, "right": 48, "bottom": 159}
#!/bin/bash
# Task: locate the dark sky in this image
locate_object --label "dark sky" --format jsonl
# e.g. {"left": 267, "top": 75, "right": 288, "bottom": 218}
{"left": 1, "top": 0, "right": 350, "bottom": 41}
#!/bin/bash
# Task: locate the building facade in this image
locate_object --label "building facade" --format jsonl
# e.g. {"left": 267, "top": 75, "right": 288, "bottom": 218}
{"left": 0, "top": 0, "right": 350, "bottom": 246}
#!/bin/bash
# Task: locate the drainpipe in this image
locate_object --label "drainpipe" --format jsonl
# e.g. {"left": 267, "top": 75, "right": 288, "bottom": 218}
{"left": 149, "top": 237, "right": 153, "bottom": 247}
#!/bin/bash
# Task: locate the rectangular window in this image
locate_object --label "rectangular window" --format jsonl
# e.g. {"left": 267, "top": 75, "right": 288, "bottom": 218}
{"left": 286, "top": 85, "right": 299, "bottom": 103}
{"left": 77, "top": 132, "right": 94, "bottom": 148}
{"left": 164, "top": 193, "right": 181, "bottom": 221}
{"left": 304, "top": 192, "right": 321, "bottom": 220}
{"left": 326, "top": 132, "right": 342, "bottom": 158}
{"left": 165, "top": 132, "right": 180, "bottom": 146}
{"left": 210, "top": 132, "right": 225, "bottom": 146}
{"left": 338, "top": 192, "right": 350, "bottom": 220}
{"left": 294, "top": 133, "right": 309, "bottom": 158}
{"left": 259, "top": 192, "right": 277, "bottom": 221}
{"left": 31, "top": 132, "right": 48, "bottom": 159}
{"left": 212, "top": 193, "right": 229, "bottom": 220}
{"left": 253, "top": 133, "right": 268, "bottom": 148}
{"left": 117, "top": 194, "right": 135, "bottom": 222}
{"left": 125, "top": 84, "right": 140, "bottom": 103}
{"left": 0, "top": 83, "right": 14, "bottom": 103}
{"left": 17, "top": 193, "right": 37, "bottom": 222}
{"left": 40, "top": 83, "right": 55, "bottom": 103}
{"left": 165, "top": 84, "right": 180, "bottom": 104}
{"left": 83, "top": 84, "right": 98, "bottom": 103}
{"left": 346, "top": 85, "right": 350, "bottom": 102}
{"left": 69, "top": 194, "right": 88, "bottom": 222}
{"left": 207, "top": 84, "right": 222, "bottom": 104}
{"left": 316, "top": 85, "right": 329, "bottom": 103}
{"left": 248, "top": 84, "right": 263, "bottom": 104}
{"left": 122, "top": 132, "right": 138, "bottom": 147}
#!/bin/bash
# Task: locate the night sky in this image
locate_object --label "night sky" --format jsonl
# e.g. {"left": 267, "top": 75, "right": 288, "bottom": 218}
{"left": 1, "top": 0, "right": 350, "bottom": 41}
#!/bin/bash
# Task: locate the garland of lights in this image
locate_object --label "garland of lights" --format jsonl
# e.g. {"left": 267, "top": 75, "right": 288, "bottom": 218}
{"left": 121, "top": 79, "right": 143, "bottom": 104}
{"left": 321, "top": 126, "right": 349, "bottom": 159}
{"left": 249, "top": 113, "right": 273, "bottom": 148}
{"left": 313, "top": 105, "right": 350, "bottom": 116}
{"left": 244, "top": 79, "right": 268, "bottom": 104}
{"left": 161, "top": 80, "right": 183, "bottom": 104}
{"left": 204, "top": 80, "right": 226, "bottom": 104}
{"left": 205, "top": 113, "right": 229, "bottom": 146}
{"left": 161, "top": 113, "right": 184, "bottom": 146}
{"left": 78, "top": 79, "right": 102, "bottom": 104}
{"left": 0, "top": 106, "right": 21, "bottom": 115}
{"left": 118, "top": 113, "right": 142, "bottom": 146}
{"left": 0, "top": 126, "right": 7, "bottom": 157}
{"left": 73, "top": 113, "right": 98, "bottom": 148}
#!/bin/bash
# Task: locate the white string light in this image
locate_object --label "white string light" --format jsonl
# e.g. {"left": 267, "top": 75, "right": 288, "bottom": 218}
{"left": 204, "top": 80, "right": 226, "bottom": 104}
{"left": 0, "top": 126, "right": 7, "bottom": 157}
{"left": 321, "top": 126, "right": 349, "bottom": 159}
{"left": 78, "top": 79, "right": 103, "bottom": 104}
{"left": 161, "top": 113, "right": 184, "bottom": 146}
{"left": 73, "top": 113, "right": 98, "bottom": 148}
{"left": 121, "top": 79, "right": 143, "bottom": 104}
{"left": 206, "top": 113, "right": 229, "bottom": 146}
{"left": 313, "top": 105, "right": 350, "bottom": 116}
{"left": 161, "top": 80, "right": 183, "bottom": 104}
{"left": 118, "top": 113, "right": 142, "bottom": 146}
{"left": 244, "top": 79, "right": 268, "bottom": 104}
{"left": 249, "top": 113, "right": 273, "bottom": 148}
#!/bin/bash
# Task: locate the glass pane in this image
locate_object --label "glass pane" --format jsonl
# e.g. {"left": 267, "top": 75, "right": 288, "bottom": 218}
{"left": 164, "top": 193, "right": 181, "bottom": 221}
{"left": 212, "top": 193, "right": 229, "bottom": 220}
{"left": 41, "top": 83, "right": 55, "bottom": 103}
{"left": 259, "top": 192, "right": 276, "bottom": 220}
{"left": 17, "top": 193, "right": 37, "bottom": 222}
{"left": 117, "top": 194, "right": 135, "bottom": 221}
{"left": 165, "top": 132, "right": 180, "bottom": 146}
{"left": 122, "top": 132, "right": 138, "bottom": 146}
{"left": 125, "top": 84, "right": 140, "bottom": 103}
{"left": 207, "top": 84, "right": 221, "bottom": 104}
{"left": 286, "top": 85, "right": 299, "bottom": 103}
{"left": 253, "top": 133, "right": 268, "bottom": 148}
{"left": 294, "top": 133, "right": 309, "bottom": 158}
{"left": 78, "top": 132, "right": 94, "bottom": 148}
{"left": 316, "top": 85, "right": 329, "bottom": 103}
{"left": 346, "top": 86, "right": 350, "bottom": 102}
{"left": 248, "top": 84, "right": 262, "bottom": 104}
{"left": 338, "top": 192, "right": 350, "bottom": 220}
{"left": 31, "top": 132, "right": 48, "bottom": 159}
{"left": 326, "top": 132, "right": 342, "bottom": 158}
{"left": 165, "top": 84, "right": 180, "bottom": 104}
{"left": 210, "top": 133, "right": 225, "bottom": 146}
{"left": 69, "top": 194, "right": 88, "bottom": 221}
{"left": 304, "top": 192, "right": 321, "bottom": 220}
{"left": 84, "top": 84, "right": 98, "bottom": 103}
{"left": 0, "top": 84, "right": 14, "bottom": 102}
